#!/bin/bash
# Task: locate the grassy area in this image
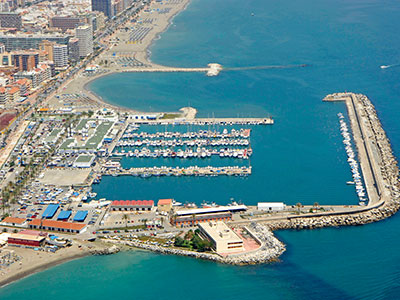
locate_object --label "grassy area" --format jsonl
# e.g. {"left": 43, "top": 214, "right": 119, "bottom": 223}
{"left": 99, "top": 225, "right": 146, "bottom": 231}
{"left": 137, "top": 236, "right": 169, "bottom": 244}
{"left": 161, "top": 113, "right": 181, "bottom": 119}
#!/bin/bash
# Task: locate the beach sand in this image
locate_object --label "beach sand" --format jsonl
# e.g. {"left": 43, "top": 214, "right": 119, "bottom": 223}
{"left": 47, "top": 0, "right": 192, "bottom": 112}
{"left": 0, "top": 241, "right": 106, "bottom": 288}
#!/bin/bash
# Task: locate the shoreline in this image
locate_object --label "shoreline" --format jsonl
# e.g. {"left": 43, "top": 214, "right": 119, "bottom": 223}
{"left": 52, "top": 0, "right": 195, "bottom": 113}
{"left": 0, "top": 244, "right": 91, "bottom": 288}
{"left": 0, "top": 252, "right": 89, "bottom": 289}
{"left": 0, "top": 242, "right": 119, "bottom": 289}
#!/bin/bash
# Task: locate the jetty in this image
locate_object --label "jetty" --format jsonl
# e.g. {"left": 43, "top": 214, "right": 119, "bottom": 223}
{"left": 102, "top": 165, "right": 252, "bottom": 177}
{"left": 131, "top": 117, "right": 274, "bottom": 125}
{"left": 323, "top": 92, "right": 388, "bottom": 206}
{"left": 120, "top": 63, "right": 221, "bottom": 76}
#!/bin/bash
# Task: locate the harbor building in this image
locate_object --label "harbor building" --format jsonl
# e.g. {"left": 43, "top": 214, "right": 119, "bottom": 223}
{"left": 73, "top": 154, "right": 95, "bottom": 168}
{"left": 91, "top": 0, "right": 113, "bottom": 19}
{"left": 257, "top": 202, "right": 285, "bottom": 212}
{"left": 173, "top": 212, "right": 232, "bottom": 227}
{"left": 157, "top": 198, "right": 173, "bottom": 212}
{"left": 75, "top": 25, "right": 93, "bottom": 58}
{"left": 198, "top": 221, "right": 244, "bottom": 253}
{"left": 172, "top": 205, "right": 247, "bottom": 227}
{"left": 0, "top": 12, "right": 22, "bottom": 30}
{"left": 8, "top": 233, "right": 45, "bottom": 248}
{"left": 0, "top": 217, "right": 27, "bottom": 227}
{"left": 111, "top": 200, "right": 154, "bottom": 211}
{"left": 28, "top": 219, "right": 87, "bottom": 234}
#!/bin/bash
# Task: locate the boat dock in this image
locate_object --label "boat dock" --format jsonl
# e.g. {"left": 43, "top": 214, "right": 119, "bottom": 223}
{"left": 102, "top": 165, "right": 252, "bottom": 177}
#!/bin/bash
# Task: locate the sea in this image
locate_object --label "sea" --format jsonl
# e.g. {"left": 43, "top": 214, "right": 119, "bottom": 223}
{"left": 2, "top": 0, "right": 400, "bottom": 299}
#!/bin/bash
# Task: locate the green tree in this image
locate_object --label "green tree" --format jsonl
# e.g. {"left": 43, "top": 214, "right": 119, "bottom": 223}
{"left": 122, "top": 214, "right": 130, "bottom": 229}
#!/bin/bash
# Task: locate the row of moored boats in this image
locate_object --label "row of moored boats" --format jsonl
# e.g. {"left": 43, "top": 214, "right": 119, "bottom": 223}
{"left": 338, "top": 113, "right": 367, "bottom": 205}
{"left": 112, "top": 147, "right": 252, "bottom": 159}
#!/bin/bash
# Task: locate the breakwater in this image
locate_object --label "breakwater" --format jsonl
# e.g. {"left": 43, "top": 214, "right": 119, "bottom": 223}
{"left": 262, "top": 93, "right": 399, "bottom": 230}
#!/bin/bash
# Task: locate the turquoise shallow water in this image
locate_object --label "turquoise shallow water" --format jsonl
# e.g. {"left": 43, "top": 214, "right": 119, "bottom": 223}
{"left": 2, "top": 0, "right": 400, "bottom": 298}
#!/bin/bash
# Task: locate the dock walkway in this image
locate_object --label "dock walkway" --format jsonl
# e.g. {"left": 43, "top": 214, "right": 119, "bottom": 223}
{"left": 102, "top": 166, "right": 252, "bottom": 177}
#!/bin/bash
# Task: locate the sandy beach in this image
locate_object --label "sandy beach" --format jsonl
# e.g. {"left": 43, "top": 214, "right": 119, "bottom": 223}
{"left": 0, "top": 241, "right": 108, "bottom": 288}
{"left": 48, "top": 0, "right": 195, "bottom": 112}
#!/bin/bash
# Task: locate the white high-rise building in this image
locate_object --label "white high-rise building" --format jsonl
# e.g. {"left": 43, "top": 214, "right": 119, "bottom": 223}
{"left": 75, "top": 25, "right": 93, "bottom": 58}
{"left": 53, "top": 44, "right": 68, "bottom": 67}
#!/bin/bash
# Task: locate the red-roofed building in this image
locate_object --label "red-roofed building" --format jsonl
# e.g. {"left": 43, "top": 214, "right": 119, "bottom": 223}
{"left": 0, "top": 217, "right": 27, "bottom": 227}
{"left": 157, "top": 199, "right": 173, "bottom": 212}
{"left": 110, "top": 200, "right": 154, "bottom": 212}
{"left": 6, "top": 86, "right": 19, "bottom": 102}
{"left": 15, "top": 78, "right": 32, "bottom": 96}
{"left": 0, "top": 86, "right": 7, "bottom": 104}
{"left": 28, "top": 219, "right": 87, "bottom": 234}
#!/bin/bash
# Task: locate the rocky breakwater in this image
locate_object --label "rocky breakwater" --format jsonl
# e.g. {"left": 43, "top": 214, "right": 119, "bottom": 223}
{"left": 267, "top": 93, "right": 400, "bottom": 231}
{"left": 90, "top": 245, "right": 121, "bottom": 255}
{"left": 224, "top": 223, "right": 286, "bottom": 265}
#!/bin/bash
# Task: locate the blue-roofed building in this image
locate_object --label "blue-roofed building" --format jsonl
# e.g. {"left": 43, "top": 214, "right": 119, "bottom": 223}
{"left": 73, "top": 211, "right": 88, "bottom": 222}
{"left": 57, "top": 210, "right": 72, "bottom": 220}
{"left": 42, "top": 204, "right": 59, "bottom": 219}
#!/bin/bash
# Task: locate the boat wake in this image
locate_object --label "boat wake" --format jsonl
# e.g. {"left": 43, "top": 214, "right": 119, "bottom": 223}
{"left": 380, "top": 64, "right": 400, "bottom": 69}
{"left": 224, "top": 64, "right": 309, "bottom": 71}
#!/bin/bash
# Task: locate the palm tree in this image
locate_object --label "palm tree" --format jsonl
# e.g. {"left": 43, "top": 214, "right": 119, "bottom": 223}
{"left": 122, "top": 214, "right": 129, "bottom": 229}
{"left": 296, "top": 202, "right": 302, "bottom": 214}
{"left": 191, "top": 214, "right": 196, "bottom": 227}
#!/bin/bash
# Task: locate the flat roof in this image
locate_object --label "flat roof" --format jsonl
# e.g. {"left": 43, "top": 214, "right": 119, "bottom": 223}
{"left": 75, "top": 154, "right": 95, "bottom": 163}
{"left": 75, "top": 119, "right": 89, "bottom": 131}
{"left": 57, "top": 210, "right": 72, "bottom": 220}
{"left": 42, "top": 204, "right": 59, "bottom": 219}
{"left": 73, "top": 211, "right": 88, "bottom": 222}
{"left": 176, "top": 205, "right": 247, "bottom": 216}
{"left": 9, "top": 233, "right": 45, "bottom": 242}
{"left": 199, "top": 221, "right": 242, "bottom": 244}
{"left": 257, "top": 202, "right": 285, "bottom": 207}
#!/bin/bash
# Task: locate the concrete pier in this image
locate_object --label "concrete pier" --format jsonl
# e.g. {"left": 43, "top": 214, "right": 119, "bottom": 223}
{"left": 131, "top": 117, "right": 274, "bottom": 125}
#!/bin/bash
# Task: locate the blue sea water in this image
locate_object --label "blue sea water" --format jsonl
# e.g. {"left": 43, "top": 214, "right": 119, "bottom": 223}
{"left": 2, "top": 0, "right": 400, "bottom": 299}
